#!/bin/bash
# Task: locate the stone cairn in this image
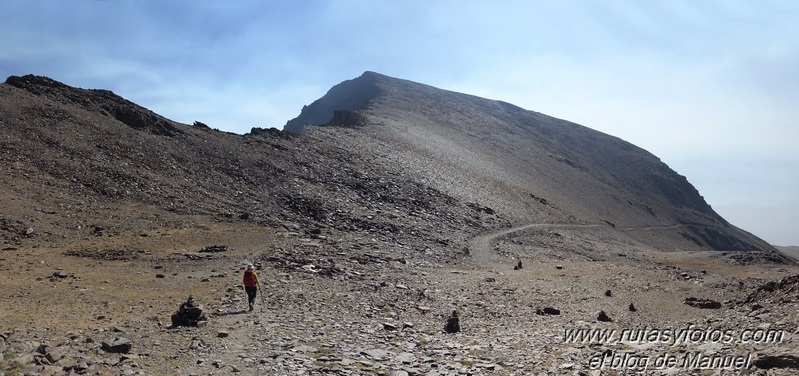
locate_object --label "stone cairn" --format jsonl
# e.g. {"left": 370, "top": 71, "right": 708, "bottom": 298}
{"left": 444, "top": 310, "right": 461, "bottom": 333}
{"left": 171, "top": 295, "right": 209, "bottom": 327}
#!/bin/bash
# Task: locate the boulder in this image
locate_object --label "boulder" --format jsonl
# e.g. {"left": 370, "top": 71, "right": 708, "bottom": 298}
{"left": 52, "top": 271, "right": 70, "bottom": 279}
{"left": 101, "top": 337, "right": 132, "bottom": 354}
{"left": 536, "top": 307, "right": 561, "bottom": 315}
{"left": 752, "top": 355, "right": 799, "bottom": 369}
{"left": 597, "top": 311, "right": 612, "bottom": 322}
{"left": 361, "top": 348, "right": 390, "bottom": 361}
{"left": 44, "top": 348, "right": 64, "bottom": 363}
{"left": 395, "top": 352, "right": 416, "bottom": 364}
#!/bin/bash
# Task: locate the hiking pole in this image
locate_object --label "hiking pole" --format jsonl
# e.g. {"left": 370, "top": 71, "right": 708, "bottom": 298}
{"left": 258, "top": 280, "right": 266, "bottom": 312}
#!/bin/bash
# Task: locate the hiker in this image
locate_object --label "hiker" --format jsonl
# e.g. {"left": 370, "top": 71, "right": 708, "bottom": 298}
{"left": 243, "top": 263, "right": 260, "bottom": 311}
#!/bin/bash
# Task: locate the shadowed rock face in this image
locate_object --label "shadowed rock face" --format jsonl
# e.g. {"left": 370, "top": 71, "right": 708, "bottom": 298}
{"left": 285, "top": 71, "right": 776, "bottom": 253}
{"left": 283, "top": 72, "right": 380, "bottom": 134}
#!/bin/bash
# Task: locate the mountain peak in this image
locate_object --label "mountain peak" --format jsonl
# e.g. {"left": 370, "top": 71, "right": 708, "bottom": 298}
{"left": 282, "top": 72, "right": 777, "bottom": 254}
{"left": 283, "top": 71, "right": 383, "bottom": 134}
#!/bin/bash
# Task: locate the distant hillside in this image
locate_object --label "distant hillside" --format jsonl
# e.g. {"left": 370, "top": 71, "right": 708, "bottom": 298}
{"left": 285, "top": 71, "right": 779, "bottom": 256}
{"left": 776, "top": 246, "right": 799, "bottom": 261}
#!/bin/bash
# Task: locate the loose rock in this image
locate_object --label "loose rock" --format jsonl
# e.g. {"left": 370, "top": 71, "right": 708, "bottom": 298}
{"left": 101, "top": 338, "right": 132, "bottom": 354}
{"left": 683, "top": 297, "right": 721, "bottom": 309}
{"left": 536, "top": 307, "right": 561, "bottom": 315}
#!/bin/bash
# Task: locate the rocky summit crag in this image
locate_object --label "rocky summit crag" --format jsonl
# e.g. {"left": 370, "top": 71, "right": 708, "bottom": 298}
{"left": 0, "top": 73, "right": 797, "bottom": 376}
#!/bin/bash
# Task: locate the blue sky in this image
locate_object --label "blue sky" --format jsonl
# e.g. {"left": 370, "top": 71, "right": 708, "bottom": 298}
{"left": 1, "top": 0, "right": 797, "bottom": 245}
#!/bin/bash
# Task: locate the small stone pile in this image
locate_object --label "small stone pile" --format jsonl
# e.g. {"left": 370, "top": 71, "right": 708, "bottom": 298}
{"left": 444, "top": 310, "right": 460, "bottom": 333}
{"left": 171, "top": 295, "right": 209, "bottom": 327}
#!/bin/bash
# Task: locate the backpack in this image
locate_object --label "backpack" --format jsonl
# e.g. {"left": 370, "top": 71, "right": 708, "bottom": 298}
{"left": 243, "top": 269, "right": 257, "bottom": 286}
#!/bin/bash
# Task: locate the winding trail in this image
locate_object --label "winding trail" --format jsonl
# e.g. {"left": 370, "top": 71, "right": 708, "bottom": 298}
{"left": 468, "top": 222, "right": 693, "bottom": 266}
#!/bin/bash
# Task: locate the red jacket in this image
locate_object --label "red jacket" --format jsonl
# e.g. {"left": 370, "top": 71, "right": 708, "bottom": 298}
{"left": 243, "top": 269, "right": 259, "bottom": 287}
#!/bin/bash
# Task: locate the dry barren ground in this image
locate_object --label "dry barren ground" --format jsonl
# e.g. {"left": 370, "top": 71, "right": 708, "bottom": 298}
{"left": 2, "top": 220, "right": 798, "bottom": 376}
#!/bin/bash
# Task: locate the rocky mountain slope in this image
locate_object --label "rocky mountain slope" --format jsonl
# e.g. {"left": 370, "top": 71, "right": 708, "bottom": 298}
{"left": 1, "top": 73, "right": 797, "bottom": 376}
{"left": 0, "top": 74, "right": 484, "bottom": 257}
{"left": 286, "top": 71, "right": 777, "bottom": 256}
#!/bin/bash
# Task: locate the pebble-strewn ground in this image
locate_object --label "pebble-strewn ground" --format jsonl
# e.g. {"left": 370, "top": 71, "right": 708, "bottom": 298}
{"left": 3, "top": 224, "right": 796, "bottom": 376}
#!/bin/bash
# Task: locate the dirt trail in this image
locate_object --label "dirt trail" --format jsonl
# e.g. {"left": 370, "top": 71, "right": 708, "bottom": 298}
{"left": 468, "top": 222, "right": 692, "bottom": 266}
{"left": 157, "top": 225, "right": 797, "bottom": 375}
